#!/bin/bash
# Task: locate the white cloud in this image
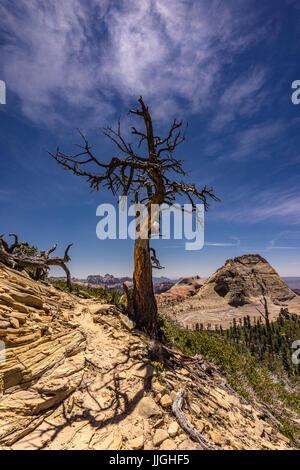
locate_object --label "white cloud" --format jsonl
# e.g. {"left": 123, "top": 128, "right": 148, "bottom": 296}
{"left": 0, "top": 0, "right": 270, "bottom": 127}
{"left": 211, "top": 68, "right": 267, "bottom": 131}
{"left": 217, "top": 187, "right": 300, "bottom": 226}
{"left": 221, "top": 120, "right": 286, "bottom": 161}
{"left": 205, "top": 237, "right": 240, "bottom": 247}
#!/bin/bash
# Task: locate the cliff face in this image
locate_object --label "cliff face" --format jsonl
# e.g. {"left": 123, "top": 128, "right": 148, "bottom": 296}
{"left": 0, "top": 262, "right": 296, "bottom": 450}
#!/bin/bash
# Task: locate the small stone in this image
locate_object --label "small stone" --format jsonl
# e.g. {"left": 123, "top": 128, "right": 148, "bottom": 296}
{"left": 209, "top": 430, "right": 227, "bottom": 446}
{"left": 178, "top": 439, "right": 200, "bottom": 450}
{"left": 152, "top": 381, "right": 164, "bottom": 393}
{"left": 195, "top": 420, "right": 205, "bottom": 433}
{"left": 160, "top": 439, "right": 176, "bottom": 450}
{"left": 12, "top": 302, "right": 29, "bottom": 313}
{"left": 117, "top": 371, "right": 127, "bottom": 380}
{"left": 152, "top": 418, "right": 164, "bottom": 429}
{"left": 160, "top": 394, "right": 173, "bottom": 408}
{"left": 262, "top": 441, "right": 277, "bottom": 450}
{"left": 119, "top": 313, "right": 135, "bottom": 331}
{"left": 230, "top": 439, "right": 244, "bottom": 450}
{"left": 153, "top": 429, "right": 169, "bottom": 447}
{"left": 137, "top": 397, "right": 161, "bottom": 419}
{"left": 128, "top": 435, "right": 144, "bottom": 450}
{"left": 190, "top": 402, "right": 201, "bottom": 415}
{"left": 154, "top": 393, "right": 162, "bottom": 403}
{"left": 168, "top": 421, "right": 179, "bottom": 437}
{"left": 9, "top": 317, "right": 19, "bottom": 329}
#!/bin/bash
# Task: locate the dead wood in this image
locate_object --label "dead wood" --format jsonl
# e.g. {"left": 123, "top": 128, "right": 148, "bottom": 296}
{"left": 172, "top": 388, "right": 212, "bottom": 450}
{"left": 0, "top": 234, "right": 73, "bottom": 291}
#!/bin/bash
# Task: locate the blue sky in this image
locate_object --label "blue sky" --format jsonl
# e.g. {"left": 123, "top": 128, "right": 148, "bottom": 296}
{"left": 1, "top": 0, "right": 300, "bottom": 279}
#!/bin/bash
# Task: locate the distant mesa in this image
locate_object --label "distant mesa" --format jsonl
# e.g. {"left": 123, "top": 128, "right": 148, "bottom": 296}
{"left": 50, "top": 273, "right": 178, "bottom": 293}
{"left": 156, "top": 276, "right": 204, "bottom": 302}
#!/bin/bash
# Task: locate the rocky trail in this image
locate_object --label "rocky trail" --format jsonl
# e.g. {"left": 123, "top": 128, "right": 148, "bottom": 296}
{"left": 0, "top": 263, "right": 295, "bottom": 450}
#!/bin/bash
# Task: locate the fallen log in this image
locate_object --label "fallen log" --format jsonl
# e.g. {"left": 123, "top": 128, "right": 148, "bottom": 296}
{"left": 172, "top": 388, "right": 212, "bottom": 450}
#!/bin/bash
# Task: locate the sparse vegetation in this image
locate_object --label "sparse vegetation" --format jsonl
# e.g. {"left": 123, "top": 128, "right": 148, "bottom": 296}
{"left": 50, "top": 279, "right": 124, "bottom": 307}
{"left": 160, "top": 313, "right": 300, "bottom": 442}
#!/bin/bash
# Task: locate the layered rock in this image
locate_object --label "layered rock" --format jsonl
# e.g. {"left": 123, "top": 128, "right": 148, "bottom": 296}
{"left": 0, "top": 262, "right": 93, "bottom": 444}
{"left": 0, "top": 261, "right": 297, "bottom": 450}
{"left": 159, "top": 254, "right": 300, "bottom": 328}
{"left": 208, "top": 254, "right": 295, "bottom": 306}
{"left": 157, "top": 276, "right": 204, "bottom": 302}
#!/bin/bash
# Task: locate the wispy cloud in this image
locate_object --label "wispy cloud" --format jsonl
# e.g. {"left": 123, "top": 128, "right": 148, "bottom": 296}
{"left": 0, "top": 0, "right": 270, "bottom": 127}
{"left": 211, "top": 68, "right": 267, "bottom": 131}
{"left": 223, "top": 120, "right": 286, "bottom": 161}
{"left": 217, "top": 187, "right": 300, "bottom": 226}
{"left": 205, "top": 237, "right": 240, "bottom": 247}
{"left": 267, "top": 230, "right": 300, "bottom": 249}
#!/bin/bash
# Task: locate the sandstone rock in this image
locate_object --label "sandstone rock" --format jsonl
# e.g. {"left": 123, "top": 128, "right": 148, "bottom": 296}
{"left": 9, "top": 318, "right": 19, "bottom": 329}
{"left": 10, "top": 292, "right": 43, "bottom": 309}
{"left": 160, "top": 438, "right": 176, "bottom": 450}
{"left": 230, "top": 439, "right": 244, "bottom": 450}
{"left": 137, "top": 397, "right": 161, "bottom": 419}
{"left": 168, "top": 421, "right": 179, "bottom": 437}
{"left": 209, "top": 430, "right": 227, "bottom": 446}
{"left": 93, "top": 432, "right": 123, "bottom": 450}
{"left": 160, "top": 254, "right": 300, "bottom": 328}
{"left": 153, "top": 429, "right": 169, "bottom": 446}
{"left": 128, "top": 435, "right": 144, "bottom": 450}
{"left": 11, "top": 302, "right": 29, "bottom": 313}
{"left": 0, "top": 293, "right": 15, "bottom": 306}
{"left": 160, "top": 394, "right": 173, "bottom": 408}
{"left": 195, "top": 420, "right": 204, "bottom": 433}
{"left": 178, "top": 439, "right": 200, "bottom": 450}
{"left": 190, "top": 402, "right": 201, "bottom": 415}
{"left": 119, "top": 313, "right": 135, "bottom": 331}
{"left": 152, "top": 418, "right": 164, "bottom": 429}
{"left": 4, "top": 312, "right": 27, "bottom": 323}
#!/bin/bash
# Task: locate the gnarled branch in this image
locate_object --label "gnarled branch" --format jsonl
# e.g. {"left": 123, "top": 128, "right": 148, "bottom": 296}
{"left": 172, "top": 388, "right": 212, "bottom": 450}
{"left": 0, "top": 235, "right": 73, "bottom": 291}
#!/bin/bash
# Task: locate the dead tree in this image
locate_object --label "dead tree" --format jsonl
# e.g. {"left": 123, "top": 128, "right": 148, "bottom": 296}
{"left": 49, "top": 97, "right": 219, "bottom": 338}
{"left": 0, "top": 234, "right": 73, "bottom": 291}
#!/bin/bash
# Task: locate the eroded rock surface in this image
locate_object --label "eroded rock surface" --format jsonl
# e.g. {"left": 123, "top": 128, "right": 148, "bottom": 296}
{"left": 159, "top": 254, "right": 300, "bottom": 328}
{"left": 0, "top": 262, "right": 296, "bottom": 450}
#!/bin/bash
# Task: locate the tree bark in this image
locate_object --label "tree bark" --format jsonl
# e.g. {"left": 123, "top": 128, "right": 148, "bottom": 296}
{"left": 132, "top": 237, "right": 160, "bottom": 338}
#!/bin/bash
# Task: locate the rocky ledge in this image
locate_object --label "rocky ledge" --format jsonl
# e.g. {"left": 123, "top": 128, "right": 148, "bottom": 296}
{"left": 0, "top": 262, "right": 296, "bottom": 450}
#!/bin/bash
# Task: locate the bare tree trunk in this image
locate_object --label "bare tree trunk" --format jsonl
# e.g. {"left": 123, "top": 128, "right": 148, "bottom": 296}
{"left": 132, "top": 237, "right": 160, "bottom": 338}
